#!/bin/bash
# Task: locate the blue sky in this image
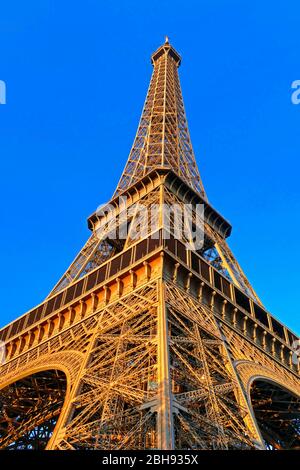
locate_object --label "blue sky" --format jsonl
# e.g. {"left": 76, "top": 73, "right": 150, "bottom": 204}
{"left": 0, "top": 0, "right": 299, "bottom": 334}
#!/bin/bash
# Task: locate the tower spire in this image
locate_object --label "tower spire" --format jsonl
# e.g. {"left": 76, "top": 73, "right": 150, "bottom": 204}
{"left": 114, "top": 40, "right": 206, "bottom": 198}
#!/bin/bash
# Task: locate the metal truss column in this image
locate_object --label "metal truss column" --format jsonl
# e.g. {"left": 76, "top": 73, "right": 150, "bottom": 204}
{"left": 46, "top": 313, "right": 103, "bottom": 449}
{"left": 156, "top": 279, "right": 174, "bottom": 449}
{"left": 217, "top": 322, "right": 266, "bottom": 449}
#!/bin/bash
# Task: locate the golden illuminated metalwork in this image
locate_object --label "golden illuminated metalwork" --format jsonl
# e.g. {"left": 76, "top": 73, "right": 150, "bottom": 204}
{"left": 0, "top": 39, "right": 299, "bottom": 450}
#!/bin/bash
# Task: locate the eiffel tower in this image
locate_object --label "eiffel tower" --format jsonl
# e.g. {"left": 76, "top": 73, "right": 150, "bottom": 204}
{"left": 0, "top": 38, "right": 299, "bottom": 451}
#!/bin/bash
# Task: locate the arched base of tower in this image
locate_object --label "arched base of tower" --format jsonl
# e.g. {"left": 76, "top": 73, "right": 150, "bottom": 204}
{"left": 0, "top": 370, "right": 67, "bottom": 449}
{"left": 250, "top": 379, "right": 300, "bottom": 450}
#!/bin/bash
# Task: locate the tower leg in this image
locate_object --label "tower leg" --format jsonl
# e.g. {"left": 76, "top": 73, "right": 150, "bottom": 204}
{"left": 46, "top": 316, "right": 102, "bottom": 450}
{"left": 156, "top": 280, "right": 174, "bottom": 450}
{"left": 217, "top": 323, "right": 266, "bottom": 449}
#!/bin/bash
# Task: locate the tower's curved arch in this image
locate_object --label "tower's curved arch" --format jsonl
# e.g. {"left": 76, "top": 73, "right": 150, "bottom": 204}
{"left": 0, "top": 351, "right": 84, "bottom": 449}
{"left": 234, "top": 360, "right": 300, "bottom": 449}
{"left": 0, "top": 368, "right": 68, "bottom": 449}
{"left": 249, "top": 377, "right": 300, "bottom": 449}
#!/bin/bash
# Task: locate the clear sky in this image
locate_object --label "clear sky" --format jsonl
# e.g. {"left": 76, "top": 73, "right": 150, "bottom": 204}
{"left": 0, "top": 0, "right": 299, "bottom": 335}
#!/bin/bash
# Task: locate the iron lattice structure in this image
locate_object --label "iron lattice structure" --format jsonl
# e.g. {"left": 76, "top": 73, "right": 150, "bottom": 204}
{"left": 0, "top": 39, "right": 299, "bottom": 450}
{"left": 113, "top": 39, "right": 205, "bottom": 198}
